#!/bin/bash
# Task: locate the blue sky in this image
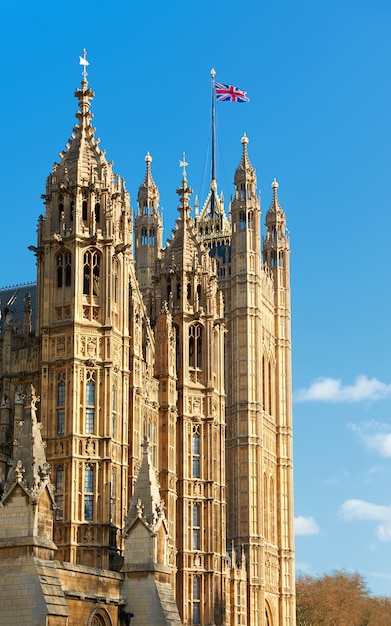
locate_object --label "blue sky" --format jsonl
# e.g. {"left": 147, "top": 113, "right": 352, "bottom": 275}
{"left": 1, "top": 0, "right": 391, "bottom": 598}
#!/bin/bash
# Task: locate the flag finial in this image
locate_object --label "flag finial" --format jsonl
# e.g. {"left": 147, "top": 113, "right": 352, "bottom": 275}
{"left": 179, "top": 152, "right": 189, "bottom": 179}
{"left": 79, "top": 49, "right": 89, "bottom": 80}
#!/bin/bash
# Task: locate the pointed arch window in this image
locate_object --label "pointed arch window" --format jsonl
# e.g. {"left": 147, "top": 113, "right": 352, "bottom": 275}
{"left": 84, "top": 464, "right": 94, "bottom": 521}
{"left": 55, "top": 466, "right": 64, "bottom": 520}
{"left": 58, "top": 200, "right": 64, "bottom": 221}
{"left": 57, "top": 374, "right": 65, "bottom": 435}
{"left": 239, "top": 210, "right": 246, "bottom": 230}
{"left": 57, "top": 252, "right": 72, "bottom": 288}
{"left": 85, "top": 371, "right": 96, "bottom": 434}
{"left": 192, "top": 427, "right": 200, "bottom": 478}
{"left": 141, "top": 227, "right": 148, "bottom": 245}
{"left": 82, "top": 199, "right": 88, "bottom": 221}
{"left": 83, "top": 249, "right": 101, "bottom": 297}
{"left": 149, "top": 227, "right": 155, "bottom": 244}
{"left": 189, "top": 324, "right": 202, "bottom": 370}
{"left": 95, "top": 202, "right": 100, "bottom": 223}
{"left": 110, "top": 470, "right": 116, "bottom": 524}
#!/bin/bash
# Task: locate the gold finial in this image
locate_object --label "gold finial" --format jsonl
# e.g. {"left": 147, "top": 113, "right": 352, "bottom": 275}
{"left": 241, "top": 132, "right": 249, "bottom": 145}
{"left": 210, "top": 67, "right": 216, "bottom": 78}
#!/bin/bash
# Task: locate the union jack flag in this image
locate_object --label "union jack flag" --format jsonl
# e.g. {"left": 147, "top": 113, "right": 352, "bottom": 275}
{"left": 215, "top": 81, "right": 250, "bottom": 102}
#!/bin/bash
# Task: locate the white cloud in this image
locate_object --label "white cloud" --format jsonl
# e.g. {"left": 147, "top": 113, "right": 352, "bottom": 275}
{"left": 294, "top": 375, "right": 391, "bottom": 403}
{"left": 340, "top": 499, "right": 391, "bottom": 541}
{"left": 348, "top": 421, "right": 391, "bottom": 458}
{"left": 295, "top": 516, "right": 320, "bottom": 535}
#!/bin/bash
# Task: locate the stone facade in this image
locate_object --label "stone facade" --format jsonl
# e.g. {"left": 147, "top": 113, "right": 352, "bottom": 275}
{"left": 0, "top": 65, "right": 295, "bottom": 625}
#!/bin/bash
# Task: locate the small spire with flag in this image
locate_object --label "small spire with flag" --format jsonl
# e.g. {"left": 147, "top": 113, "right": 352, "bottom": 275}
{"left": 79, "top": 49, "right": 89, "bottom": 79}
{"left": 179, "top": 153, "right": 189, "bottom": 179}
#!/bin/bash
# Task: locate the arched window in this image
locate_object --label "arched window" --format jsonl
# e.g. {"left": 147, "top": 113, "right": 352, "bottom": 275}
{"left": 84, "top": 464, "right": 94, "bottom": 521}
{"left": 88, "top": 607, "right": 112, "bottom": 626}
{"left": 149, "top": 227, "right": 155, "bottom": 244}
{"left": 57, "top": 375, "right": 65, "bottom": 435}
{"left": 141, "top": 227, "right": 148, "bottom": 245}
{"left": 111, "top": 385, "right": 117, "bottom": 438}
{"left": 57, "top": 252, "right": 72, "bottom": 288}
{"left": 82, "top": 199, "right": 88, "bottom": 221}
{"left": 110, "top": 470, "right": 116, "bottom": 524}
{"left": 85, "top": 371, "right": 95, "bottom": 434}
{"left": 192, "top": 427, "right": 200, "bottom": 478}
{"left": 239, "top": 210, "right": 246, "bottom": 230}
{"left": 83, "top": 250, "right": 101, "bottom": 297}
{"left": 189, "top": 324, "right": 202, "bottom": 370}
{"left": 55, "top": 466, "right": 64, "bottom": 521}
{"left": 58, "top": 201, "right": 64, "bottom": 221}
{"left": 95, "top": 202, "right": 100, "bottom": 223}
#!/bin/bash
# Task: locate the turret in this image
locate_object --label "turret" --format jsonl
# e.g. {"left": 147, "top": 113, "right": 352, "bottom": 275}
{"left": 263, "top": 178, "right": 290, "bottom": 286}
{"left": 230, "top": 134, "right": 261, "bottom": 258}
{"left": 134, "top": 153, "right": 163, "bottom": 313}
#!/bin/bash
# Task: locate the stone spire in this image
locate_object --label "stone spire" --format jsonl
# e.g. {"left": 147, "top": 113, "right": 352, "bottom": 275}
{"left": 0, "top": 384, "right": 57, "bottom": 560}
{"left": 1, "top": 385, "right": 54, "bottom": 505}
{"left": 265, "top": 178, "right": 288, "bottom": 246}
{"left": 234, "top": 132, "right": 257, "bottom": 188}
{"left": 49, "top": 51, "right": 116, "bottom": 190}
{"left": 137, "top": 152, "right": 160, "bottom": 216}
{"left": 122, "top": 437, "right": 182, "bottom": 625}
{"left": 124, "top": 436, "right": 165, "bottom": 536}
{"left": 164, "top": 157, "right": 201, "bottom": 270}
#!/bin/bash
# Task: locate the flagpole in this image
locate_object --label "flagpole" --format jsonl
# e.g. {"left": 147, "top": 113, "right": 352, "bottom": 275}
{"left": 210, "top": 68, "right": 216, "bottom": 216}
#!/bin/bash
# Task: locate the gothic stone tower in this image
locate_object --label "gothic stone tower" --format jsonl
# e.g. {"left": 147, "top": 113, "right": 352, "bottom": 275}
{"left": 35, "top": 73, "right": 159, "bottom": 569}
{"left": 196, "top": 135, "right": 295, "bottom": 626}
{"left": 145, "top": 165, "right": 227, "bottom": 625}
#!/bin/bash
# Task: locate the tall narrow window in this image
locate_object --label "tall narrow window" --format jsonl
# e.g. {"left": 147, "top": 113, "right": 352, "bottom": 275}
{"left": 110, "top": 471, "right": 116, "bottom": 524}
{"left": 57, "top": 375, "right": 65, "bottom": 435}
{"left": 149, "top": 227, "right": 155, "bottom": 244}
{"left": 189, "top": 324, "right": 202, "bottom": 370}
{"left": 193, "top": 576, "right": 201, "bottom": 624}
{"left": 111, "top": 385, "right": 117, "bottom": 438}
{"left": 84, "top": 465, "right": 94, "bottom": 521}
{"left": 141, "top": 227, "right": 148, "bottom": 245}
{"left": 239, "top": 210, "right": 246, "bottom": 230}
{"left": 95, "top": 202, "right": 100, "bottom": 223}
{"left": 85, "top": 371, "right": 95, "bottom": 434}
{"left": 55, "top": 466, "right": 64, "bottom": 521}
{"left": 192, "top": 428, "right": 200, "bottom": 478}
{"left": 193, "top": 503, "right": 200, "bottom": 550}
{"left": 82, "top": 199, "right": 88, "bottom": 221}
